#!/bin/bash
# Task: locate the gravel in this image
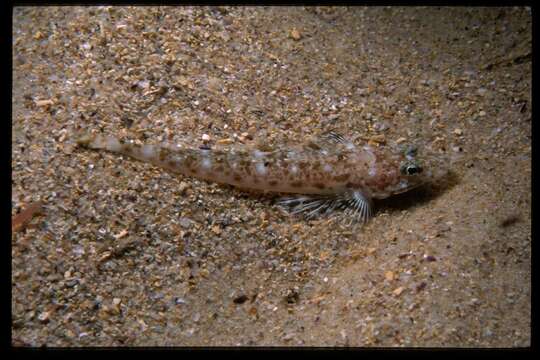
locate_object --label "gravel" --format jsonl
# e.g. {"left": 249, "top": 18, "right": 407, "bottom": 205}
{"left": 12, "top": 6, "right": 530, "bottom": 347}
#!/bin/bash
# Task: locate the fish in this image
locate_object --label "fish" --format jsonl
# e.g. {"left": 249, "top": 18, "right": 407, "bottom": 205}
{"left": 76, "top": 131, "right": 438, "bottom": 223}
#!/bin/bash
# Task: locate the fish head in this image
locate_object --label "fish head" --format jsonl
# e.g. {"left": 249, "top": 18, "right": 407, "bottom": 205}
{"left": 373, "top": 144, "right": 443, "bottom": 198}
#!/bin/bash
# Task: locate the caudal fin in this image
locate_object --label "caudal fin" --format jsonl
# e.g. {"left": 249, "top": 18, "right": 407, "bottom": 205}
{"left": 76, "top": 133, "right": 123, "bottom": 152}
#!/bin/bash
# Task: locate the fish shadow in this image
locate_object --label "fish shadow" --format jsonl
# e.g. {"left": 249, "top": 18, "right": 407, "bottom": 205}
{"left": 375, "top": 169, "right": 460, "bottom": 214}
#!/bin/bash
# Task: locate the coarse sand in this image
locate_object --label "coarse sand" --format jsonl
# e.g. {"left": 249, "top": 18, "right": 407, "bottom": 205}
{"left": 12, "top": 6, "right": 530, "bottom": 347}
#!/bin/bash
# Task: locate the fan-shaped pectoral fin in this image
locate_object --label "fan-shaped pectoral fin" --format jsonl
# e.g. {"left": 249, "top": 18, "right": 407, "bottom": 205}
{"left": 277, "top": 194, "right": 344, "bottom": 219}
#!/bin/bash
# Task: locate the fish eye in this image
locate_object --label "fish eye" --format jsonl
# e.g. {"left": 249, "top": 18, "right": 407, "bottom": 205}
{"left": 401, "top": 163, "right": 423, "bottom": 175}
{"left": 407, "top": 164, "right": 422, "bottom": 175}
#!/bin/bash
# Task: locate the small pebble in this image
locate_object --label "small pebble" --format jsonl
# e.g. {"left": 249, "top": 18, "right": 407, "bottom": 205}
{"left": 38, "top": 311, "right": 50, "bottom": 323}
{"left": 384, "top": 271, "right": 395, "bottom": 281}
{"left": 35, "top": 99, "right": 54, "bottom": 107}
{"left": 373, "top": 121, "right": 389, "bottom": 132}
{"left": 233, "top": 294, "right": 248, "bottom": 304}
{"left": 424, "top": 255, "right": 437, "bottom": 262}
{"left": 138, "top": 80, "right": 150, "bottom": 89}
{"left": 290, "top": 28, "right": 301, "bottom": 40}
{"left": 477, "top": 88, "right": 488, "bottom": 96}
{"left": 65, "top": 279, "right": 78, "bottom": 288}
{"left": 178, "top": 181, "right": 190, "bottom": 194}
{"left": 500, "top": 215, "right": 520, "bottom": 228}
{"left": 395, "top": 137, "right": 407, "bottom": 144}
{"left": 327, "top": 114, "right": 340, "bottom": 121}
{"left": 416, "top": 282, "right": 427, "bottom": 292}
{"left": 392, "top": 286, "right": 405, "bottom": 296}
{"left": 369, "top": 134, "right": 386, "bottom": 144}
{"left": 174, "top": 297, "right": 187, "bottom": 305}
{"left": 282, "top": 332, "right": 295, "bottom": 341}
{"left": 178, "top": 217, "right": 193, "bottom": 229}
{"left": 217, "top": 138, "right": 233, "bottom": 145}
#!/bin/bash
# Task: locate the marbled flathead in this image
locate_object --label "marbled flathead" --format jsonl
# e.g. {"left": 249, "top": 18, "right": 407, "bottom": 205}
{"left": 77, "top": 131, "right": 438, "bottom": 223}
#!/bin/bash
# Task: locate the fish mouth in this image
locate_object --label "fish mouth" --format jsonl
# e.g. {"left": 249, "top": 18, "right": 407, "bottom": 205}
{"left": 393, "top": 180, "right": 427, "bottom": 195}
{"left": 394, "top": 168, "right": 436, "bottom": 195}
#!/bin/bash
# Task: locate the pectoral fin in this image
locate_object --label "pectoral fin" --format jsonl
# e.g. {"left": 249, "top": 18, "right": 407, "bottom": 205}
{"left": 277, "top": 195, "right": 345, "bottom": 219}
{"left": 277, "top": 190, "right": 373, "bottom": 223}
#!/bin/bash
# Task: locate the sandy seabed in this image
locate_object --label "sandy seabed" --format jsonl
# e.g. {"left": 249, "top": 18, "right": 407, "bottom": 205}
{"left": 12, "top": 6, "right": 530, "bottom": 347}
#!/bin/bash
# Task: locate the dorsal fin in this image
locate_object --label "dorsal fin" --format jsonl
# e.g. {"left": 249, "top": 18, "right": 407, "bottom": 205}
{"left": 303, "top": 130, "right": 356, "bottom": 153}
{"left": 321, "top": 131, "right": 349, "bottom": 145}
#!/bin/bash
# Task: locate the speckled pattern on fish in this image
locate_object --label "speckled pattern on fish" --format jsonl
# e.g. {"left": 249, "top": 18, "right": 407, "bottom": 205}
{"left": 77, "top": 131, "right": 436, "bottom": 222}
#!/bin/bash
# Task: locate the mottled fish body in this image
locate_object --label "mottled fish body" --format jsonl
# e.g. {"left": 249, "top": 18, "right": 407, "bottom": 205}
{"left": 77, "top": 131, "right": 436, "bottom": 223}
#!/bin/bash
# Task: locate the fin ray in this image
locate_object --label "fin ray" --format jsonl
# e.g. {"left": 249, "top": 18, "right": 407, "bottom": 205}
{"left": 303, "top": 130, "right": 356, "bottom": 154}
{"left": 278, "top": 190, "right": 372, "bottom": 223}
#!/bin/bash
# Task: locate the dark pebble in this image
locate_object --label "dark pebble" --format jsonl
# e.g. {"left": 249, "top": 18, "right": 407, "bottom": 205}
{"left": 285, "top": 289, "right": 300, "bottom": 304}
{"left": 65, "top": 279, "right": 79, "bottom": 288}
{"left": 500, "top": 215, "right": 520, "bottom": 228}
{"left": 233, "top": 295, "right": 248, "bottom": 304}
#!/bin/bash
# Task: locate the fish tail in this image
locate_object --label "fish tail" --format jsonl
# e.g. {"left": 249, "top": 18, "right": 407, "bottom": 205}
{"left": 76, "top": 132, "right": 163, "bottom": 163}
{"left": 76, "top": 133, "right": 121, "bottom": 151}
{"left": 76, "top": 133, "right": 205, "bottom": 179}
